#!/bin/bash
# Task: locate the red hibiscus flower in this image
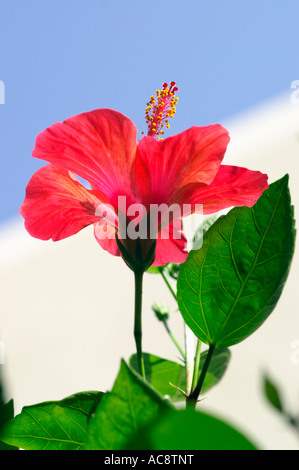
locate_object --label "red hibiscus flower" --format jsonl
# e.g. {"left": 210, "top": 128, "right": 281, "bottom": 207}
{"left": 20, "top": 82, "right": 268, "bottom": 269}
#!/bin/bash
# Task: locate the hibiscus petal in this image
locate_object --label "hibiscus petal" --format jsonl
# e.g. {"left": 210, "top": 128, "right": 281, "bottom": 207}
{"left": 32, "top": 109, "right": 138, "bottom": 206}
{"left": 187, "top": 165, "right": 269, "bottom": 214}
{"left": 20, "top": 164, "right": 116, "bottom": 241}
{"left": 130, "top": 146, "right": 152, "bottom": 208}
{"left": 137, "top": 124, "right": 230, "bottom": 205}
{"left": 152, "top": 222, "right": 188, "bottom": 266}
{"left": 93, "top": 221, "right": 120, "bottom": 257}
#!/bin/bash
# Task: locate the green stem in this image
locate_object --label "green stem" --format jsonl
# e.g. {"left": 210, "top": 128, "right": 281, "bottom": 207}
{"left": 159, "top": 267, "right": 177, "bottom": 301}
{"left": 163, "top": 319, "right": 185, "bottom": 359}
{"left": 185, "top": 325, "right": 195, "bottom": 396}
{"left": 191, "top": 339, "right": 202, "bottom": 391}
{"left": 187, "top": 344, "right": 216, "bottom": 409}
{"left": 134, "top": 270, "right": 145, "bottom": 379}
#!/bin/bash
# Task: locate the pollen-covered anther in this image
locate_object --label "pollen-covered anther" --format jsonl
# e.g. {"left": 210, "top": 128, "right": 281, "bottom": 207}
{"left": 144, "top": 81, "right": 179, "bottom": 138}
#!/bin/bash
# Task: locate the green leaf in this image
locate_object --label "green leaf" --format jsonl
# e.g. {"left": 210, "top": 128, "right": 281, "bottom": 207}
{"left": 125, "top": 408, "right": 257, "bottom": 450}
{"left": 0, "top": 391, "right": 104, "bottom": 450}
{"left": 147, "top": 266, "right": 162, "bottom": 274}
{"left": 84, "top": 360, "right": 171, "bottom": 450}
{"left": 129, "top": 349, "right": 231, "bottom": 401}
{"left": 147, "top": 263, "right": 180, "bottom": 279}
{"left": 177, "top": 175, "right": 296, "bottom": 348}
{"left": 147, "top": 264, "right": 167, "bottom": 274}
{"left": 129, "top": 353, "right": 186, "bottom": 401}
{"left": 263, "top": 375, "right": 284, "bottom": 413}
{"left": 0, "top": 399, "right": 18, "bottom": 450}
{"left": 0, "top": 371, "right": 18, "bottom": 450}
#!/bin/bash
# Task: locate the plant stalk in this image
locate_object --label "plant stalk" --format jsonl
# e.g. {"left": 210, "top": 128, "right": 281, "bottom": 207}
{"left": 163, "top": 319, "right": 185, "bottom": 359}
{"left": 185, "top": 325, "right": 195, "bottom": 396}
{"left": 187, "top": 344, "right": 216, "bottom": 409}
{"left": 191, "top": 339, "right": 202, "bottom": 391}
{"left": 159, "top": 267, "right": 177, "bottom": 301}
{"left": 134, "top": 270, "right": 145, "bottom": 379}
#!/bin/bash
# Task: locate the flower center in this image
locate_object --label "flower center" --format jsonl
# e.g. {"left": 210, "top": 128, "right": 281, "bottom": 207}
{"left": 142, "top": 82, "right": 179, "bottom": 140}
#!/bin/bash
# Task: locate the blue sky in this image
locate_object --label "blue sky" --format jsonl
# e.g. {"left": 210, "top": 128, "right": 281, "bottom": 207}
{"left": 0, "top": 0, "right": 298, "bottom": 224}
